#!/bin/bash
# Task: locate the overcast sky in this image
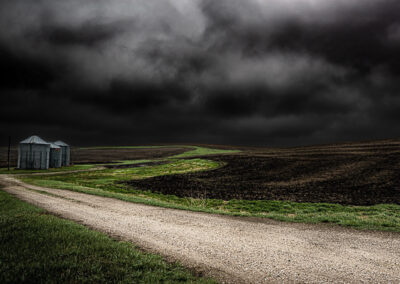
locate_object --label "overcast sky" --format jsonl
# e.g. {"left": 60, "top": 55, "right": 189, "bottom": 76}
{"left": 1, "top": 0, "right": 400, "bottom": 146}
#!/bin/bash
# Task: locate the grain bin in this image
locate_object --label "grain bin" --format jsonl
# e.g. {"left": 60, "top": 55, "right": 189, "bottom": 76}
{"left": 54, "top": 141, "right": 70, "bottom": 166}
{"left": 49, "top": 143, "right": 62, "bottom": 168}
{"left": 18, "top": 135, "right": 50, "bottom": 170}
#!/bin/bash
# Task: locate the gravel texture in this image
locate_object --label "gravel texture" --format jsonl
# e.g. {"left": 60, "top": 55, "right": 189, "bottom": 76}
{"left": 1, "top": 175, "right": 399, "bottom": 284}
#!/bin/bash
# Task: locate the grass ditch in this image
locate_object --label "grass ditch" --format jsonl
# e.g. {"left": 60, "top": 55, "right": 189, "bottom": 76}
{"left": 171, "top": 147, "right": 240, "bottom": 158}
{"left": 0, "top": 189, "right": 215, "bottom": 283}
{"left": 22, "top": 159, "right": 221, "bottom": 194}
{"left": 21, "top": 158, "right": 400, "bottom": 232}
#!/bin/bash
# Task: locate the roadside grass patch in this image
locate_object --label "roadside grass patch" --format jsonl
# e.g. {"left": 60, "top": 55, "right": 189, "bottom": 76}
{"left": 23, "top": 159, "right": 221, "bottom": 194}
{"left": 0, "top": 190, "right": 215, "bottom": 284}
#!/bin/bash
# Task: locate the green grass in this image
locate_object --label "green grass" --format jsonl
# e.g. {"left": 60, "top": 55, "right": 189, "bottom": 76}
{"left": 21, "top": 159, "right": 400, "bottom": 232}
{"left": 22, "top": 159, "right": 221, "bottom": 194}
{"left": 171, "top": 146, "right": 240, "bottom": 158}
{"left": 0, "top": 190, "right": 215, "bottom": 284}
{"left": 0, "top": 164, "right": 97, "bottom": 175}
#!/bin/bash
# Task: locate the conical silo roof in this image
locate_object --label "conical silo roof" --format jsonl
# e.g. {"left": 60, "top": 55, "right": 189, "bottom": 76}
{"left": 20, "top": 135, "right": 49, "bottom": 145}
{"left": 49, "top": 143, "right": 61, "bottom": 149}
{"left": 54, "top": 140, "right": 69, "bottom": 146}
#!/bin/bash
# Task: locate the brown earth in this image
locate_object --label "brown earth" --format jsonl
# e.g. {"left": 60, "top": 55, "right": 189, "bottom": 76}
{"left": 127, "top": 139, "right": 400, "bottom": 205}
{"left": 1, "top": 175, "right": 399, "bottom": 284}
{"left": 71, "top": 147, "right": 191, "bottom": 164}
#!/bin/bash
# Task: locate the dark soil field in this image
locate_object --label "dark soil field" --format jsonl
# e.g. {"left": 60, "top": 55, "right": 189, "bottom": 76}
{"left": 70, "top": 147, "right": 190, "bottom": 164}
{"left": 127, "top": 140, "right": 400, "bottom": 205}
{"left": 0, "top": 147, "right": 17, "bottom": 168}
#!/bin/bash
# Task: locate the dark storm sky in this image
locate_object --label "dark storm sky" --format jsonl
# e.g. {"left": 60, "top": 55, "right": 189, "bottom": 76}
{"left": 1, "top": 0, "right": 400, "bottom": 146}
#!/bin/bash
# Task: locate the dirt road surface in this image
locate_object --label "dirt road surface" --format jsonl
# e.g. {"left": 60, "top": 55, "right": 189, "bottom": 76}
{"left": 1, "top": 174, "right": 399, "bottom": 283}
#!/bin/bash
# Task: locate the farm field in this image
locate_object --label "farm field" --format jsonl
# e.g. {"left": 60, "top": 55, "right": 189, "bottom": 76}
{"left": 3, "top": 140, "right": 398, "bottom": 232}
{"left": 129, "top": 153, "right": 400, "bottom": 205}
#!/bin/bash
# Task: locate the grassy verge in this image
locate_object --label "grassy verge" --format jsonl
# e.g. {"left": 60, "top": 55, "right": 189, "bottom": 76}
{"left": 21, "top": 159, "right": 221, "bottom": 193}
{"left": 0, "top": 164, "right": 97, "bottom": 175}
{"left": 0, "top": 190, "right": 215, "bottom": 283}
{"left": 107, "top": 145, "right": 240, "bottom": 166}
{"left": 171, "top": 146, "right": 240, "bottom": 158}
{"left": 21, "top": 159, "right": 400, "bottom": 232}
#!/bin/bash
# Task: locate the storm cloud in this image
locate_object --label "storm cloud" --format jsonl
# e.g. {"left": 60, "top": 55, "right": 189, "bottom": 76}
{"left": 1, "top": 0, "right": 400, "bottom": 146}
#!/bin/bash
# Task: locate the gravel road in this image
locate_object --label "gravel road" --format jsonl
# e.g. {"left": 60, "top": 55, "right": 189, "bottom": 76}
{"left": 1, "top": 175, "right": 399, "bottom": 283}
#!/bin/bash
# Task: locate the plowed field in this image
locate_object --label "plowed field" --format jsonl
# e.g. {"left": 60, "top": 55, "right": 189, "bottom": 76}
{"left": 126, "top": 140, "right": 400, "bottom": 205}
{"left": 71, "top": 147, "right": 190, "bottom": 164}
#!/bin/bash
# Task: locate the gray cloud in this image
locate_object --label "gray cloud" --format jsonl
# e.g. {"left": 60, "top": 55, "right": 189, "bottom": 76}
{"left": 1, "top": 0, "right": 400, "bottom": 146}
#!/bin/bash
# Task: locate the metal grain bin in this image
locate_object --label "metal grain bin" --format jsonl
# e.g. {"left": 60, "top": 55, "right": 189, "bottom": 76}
{"left": 54, "top": 141, "right": 70, "bottom": 166}
{"left": 18, "top": 135, "right": 50, "bottom": 170}
{"left": 49, "top": 143, "right": 62, "bottom": 168}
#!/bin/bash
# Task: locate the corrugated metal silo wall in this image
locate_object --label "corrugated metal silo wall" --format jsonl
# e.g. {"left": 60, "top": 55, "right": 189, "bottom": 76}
{"left": 18, "top": 144, "right": 50, "bottom": 169}
{"left": 58, "top": 147, "right": 65, "bottom": 166}
{"left": 18, "top": 144, "right": 28, "bottom": 169}
{"left": 60, "top": 146, "right": 70, "bottom": 166}
{"left": 65, "top": 146, "right": 70, "bottom": 166}
{"left": 49, "top": 148, "right": 62, "bottom": 168}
